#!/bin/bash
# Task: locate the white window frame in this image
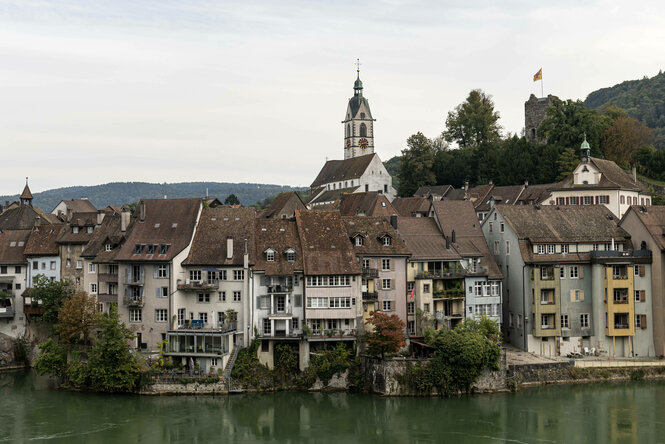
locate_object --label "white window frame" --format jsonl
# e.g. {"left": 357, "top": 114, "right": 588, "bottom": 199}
{"left": 88, "top": 263, "right": 96, "bottom": 273}
{"left": 155, "top": 309, "right": 168, "bottom": 323}
{"left": 382, "top": 279, "right": 391, "bottom": 290}
{"left": 129, "top": 309, "right": 142, "bottom": 323}
{"left": 561, "top": 314, "right": 569, "bottom": 329}
{"left": 233, "top": 291, "right": 241, "bottom": 302}
{"left": 90, "top": 283, "right": 97, "bottom": 294}
{"left": 382, "top": 300, "right": 393, "bottom": 311}
{"left": 570, "top": 266, "right": 579, "bottom": 279}
{"left": 382, "top": 259, "right": 391, "bottom": 271}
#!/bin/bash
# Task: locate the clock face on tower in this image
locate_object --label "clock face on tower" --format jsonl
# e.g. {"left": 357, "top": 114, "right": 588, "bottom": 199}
{"left": 359, "top": 138, "right": 369, "bottom": 149}
{"left": 346, "top": 139, "right": 351, "bottom": 148}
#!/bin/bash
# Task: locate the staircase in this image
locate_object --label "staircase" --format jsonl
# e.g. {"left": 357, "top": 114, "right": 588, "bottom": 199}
{"left": 224, "top": 345, "right": 243, "bottom": 392}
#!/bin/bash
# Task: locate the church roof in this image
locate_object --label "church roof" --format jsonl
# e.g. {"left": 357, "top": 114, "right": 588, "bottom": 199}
{"left": 308, "top": 186, "right": 359, "bottom": 206}
{"left": 0, "top": 205, "right": 55, "bottom": 230}
{"left": 552, "top": 157, "right": 647, "bottom": 192}
{"left": 310, "top": 154, "right": 375, "bottom": 188}
{"left": 20, "top": 184, "right": 33, "bottom": 200}
{"left": 348, "top": 95, "right": 372, "bottom": 119}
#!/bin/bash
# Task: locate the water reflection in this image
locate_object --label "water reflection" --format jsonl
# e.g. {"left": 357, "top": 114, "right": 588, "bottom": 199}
{"left": 0, "top": 371, "right": 664, "bottom": 443}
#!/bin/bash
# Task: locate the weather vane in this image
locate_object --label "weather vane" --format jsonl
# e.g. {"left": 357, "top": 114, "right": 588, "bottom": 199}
{"left": 355, "top": 58, "right": 361, "bottom": 73}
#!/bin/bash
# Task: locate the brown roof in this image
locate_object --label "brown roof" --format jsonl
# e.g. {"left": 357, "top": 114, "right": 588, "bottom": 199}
{"left": 392, "top": 197, "right": 432, "bottom": 217}
{"left": 337, "top": 192, "right": 397, "bottom": 217}
{"left": 254, "top": 219, "right": 303, "bottom": 275}
{"left": 496, "top": 204, "right": 629, "bottom": 244}
{"left": 0, "top": 205, "right": 56, "bottom": 230}
{"left": 260, "top": 192, "right": 306, "bottom": 219}
{"left": 183, "top": 207, "right": 256, "bottom": 266}
{"left": 474, "top": 185, "right": 525, "bottom": 212}
{"left": 431, "top": 201, "right": 502, "bottom": 279}
{"left": 115, "top": 198, "right": 201, "bottom": 262}
{"left": 20, "top": 184, "right": 33, "bottom": 200}
{"left": 342, "top": 216, "right": 410, "bottom": 257}
{"left": 0, "top": 230, "right": 31, "bottom": 264}
{"left": 414, "top": 185, "right": 453, "bottom": 197}
{"left": 24, "top": 224, "right": 64, "bottom": 256}
{"left": 55, "top": 212, "right": 99, "bottom": 245}
{"left": 80, "top": 214, "right": 126, "bottom": 260}
{"left": 295, "top": 210, "right": 361, "bottom": 275}
{"left": 553, "top": 157, "right": 648, "bottom": 192}
{"left": 517, "top": 183, "right": 553, "bottom": 205}
{"left": 310, "top": 154, "right": 375, "bottom": 188}
{"left": 395, "top": 217, "right": 460, "bottom": 261}
{"left": 623, "top": 205, "right": 665, "bottom": 251}
{"left": 52, "top": 198, "right": 97, "bottom": 214}
{"left": 308, "top": 186, "right": 360, "bottom": 205}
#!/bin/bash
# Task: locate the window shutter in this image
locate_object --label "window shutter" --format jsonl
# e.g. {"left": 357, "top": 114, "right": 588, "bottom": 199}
{"left": 125, "top": 266, "right": 130, "bottom": 281}
{"left": 390, "top": 259, "right": 395, "bottom": 271}
{"left": 260, "top": 275, "right": 266, "bottom": 286}
{"left": 570, "top": 289, "right": 575, "bottom": 302}
{"left": 139, "top": 287, "right": 144, "bottom": 298}
{"left": 140, "top": 265, "right": 144, "bottom": 281}
{"left": 294, "top": 294, "right": 302, "bottom": 307}
{"left": 639, "top": 265, "right": 645, "bottom": 277}
{"left": 641, "top": 290, "right": 646, "bottom": 302}
{"left": 595, "top": 196, "right": 599, "bottom": 204}
{"left": 156, "top": 288, "right": 161, "bottom": 298}
{"left": 165, "top": 265, "right": 170, "bottom": 278}
{"left": 153, "top": 266, "right": 159, "bottom": 279}
{"left": 642, "top": 315, "right": 647, "bottom": 329}
{"left": 579, "top": 267, "right": 584, "bottom": 279}
{"left": 565, "top": 197, "right": 569, "bottom": 205}
{"left": 256, "top": 296, "right": 261, "bottom": 308}
{"left": 390, "top": 279, "right": 394, "bottom": 289}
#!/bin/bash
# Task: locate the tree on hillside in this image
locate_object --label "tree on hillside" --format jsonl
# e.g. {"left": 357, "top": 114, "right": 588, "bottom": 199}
{"left": 363, "top": 312, "right": 406, "bottom": 359}
{"left": 397, "top": 133, "right": 438, "bottom": 197}
{"left": 555, "top": 148, "right": 581, "bottom": 181}
{"left": 224, "top": 194, "right": 241, "bottom": 205}
{"left": 443, "top": 89, "right": 501, "bottom": 148}
{"left": 602, "top": 116, "right": 654, "bottom": 168}
{"left": 538, "top": 98, "right": 612, "bottom": 156}
{"left": 56, "top": 291, "right": 100, "bottom": 344}
{"left": 29, "top": 276, "right": 74, "bottom": 325}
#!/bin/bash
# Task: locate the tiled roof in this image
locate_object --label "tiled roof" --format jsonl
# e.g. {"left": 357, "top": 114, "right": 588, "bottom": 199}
{"left": 183, "top": 207, "right": 256, "bottom": 266}
{"left": 295, "top": 210, "right": 361, "bottom": 275}
{"left": 80, "top": 214, "right": 126, "bottom": 260}
{"left": 395, "top": 217, "right": 460, "bottom": 261}
{"left": 52, "top": 199, "right": 97, "bottom": 215}
{"left": 254, "top": 219, "right": 303, "bottom": 275}
{"left": 474, "top": 185, "right": 525, "bottom": 212}
{"left": 414, "top": 185, "right": 452, "bottom": 197}
{"left": 0, "top": 229, "right": 31, "bottom": 264}
{"left": 342, "top": 216, "right": 410, "bottom": 257}
{"left": 517, "top": 183, "right": 553, "bottom": 205}
{"left": 20, "top": 185, "right": 33, "bottom": 200}
{"left": 496, "top": 204, "right": 628, "bottom": 244}
{"left": 392, "top": 197, "right": 432, "bottom": 217}
{"left": 624, "top": 205, "right": 665, "bottom": 251}
{"left": 259, "top": 192, "right": 306, "bottom": 219}
{"left": 0, "top": 205, "right": 56, "bottom": 230}
{"left": 55, "top": 212, "right": 99, "bottom": 245}
{"left": 310, "top": 154, "right": 375, "bottom": 188}
{"left": 24, "top": 225, "right": 63, "bottom": 256}
{"left": 308, "top": 186, "right": 359, "bottom": 206}
{"left": 115, "top": 198, "right": 201, "bottom": 262}
{"left": 554, "top": 157, "right": 648, "bottom": 192}
{"left": 337, "top": 192, "right": 397, "bottom": 217}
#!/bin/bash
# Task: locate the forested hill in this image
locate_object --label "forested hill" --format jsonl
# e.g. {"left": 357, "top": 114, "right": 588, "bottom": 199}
{"left": 585, "top": 71, "right": 665, "bottom": 149}
{"left": 0, "top": 182, "right": 307, "bottom": 213}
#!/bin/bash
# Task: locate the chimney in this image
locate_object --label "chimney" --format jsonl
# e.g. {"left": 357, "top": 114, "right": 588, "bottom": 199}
{"left": 451, "top": 230, "right": 456, "bottom": 243}
{"left": 632, "top": 166, "right": 637, "bottom": 182}
{"left": 66, "top": 208, "right": 72, "bottom": 222}
{"left": 227, "top": 236, "right": 233, "bottom": 260}
{"left": 139, "top": 201, "right": 146, "bottom": 221}
{"left": 96, "top": 211, "right": 105, "bottom": 226}
{"left": 390, "top": 214, "right": 398, "bottom": 230}
{"left": 445, "top": 236, "right": 450, "bottom": 249}
{"left": 34, "top": 216, "right": 41, "bottom": 227}
{"left": 120, "top": 210, "right": 130, "bottom": 232}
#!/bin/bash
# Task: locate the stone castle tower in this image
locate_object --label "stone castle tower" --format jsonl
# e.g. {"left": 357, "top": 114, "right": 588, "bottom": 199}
{"left": 524, "top": 94, "right": 558, "bottom": 144}
{"left": 342, "top": 70, "right": 375, "bottom": 159}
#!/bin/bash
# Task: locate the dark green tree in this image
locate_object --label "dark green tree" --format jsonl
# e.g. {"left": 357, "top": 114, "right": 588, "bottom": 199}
{"left": 397, "top": 132, "right": 438, "bottom": 197}
{"left": 224, "top": 194, "right": 241, "bottom": 205}
{"left": 34, "top": 338, "right": 67, "bottom": 378}
{"left": 443, "top": 89, "right": 501, "bottom": 148}
{"left": 29, "top": 275, "right": 74, "bottom": 325}
{"left": 555, "top": 147, "right": 581, "bottom": 181}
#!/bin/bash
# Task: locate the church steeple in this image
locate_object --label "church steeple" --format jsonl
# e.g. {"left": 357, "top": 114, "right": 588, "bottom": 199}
{"left": 580, "top": 133, "right": 591, "bottom": 163}
{"left": 343, "top": 60, "right": 375, "bottom": 160}
{"left": 20, "top": 177, "right": 33, "bottom": 207}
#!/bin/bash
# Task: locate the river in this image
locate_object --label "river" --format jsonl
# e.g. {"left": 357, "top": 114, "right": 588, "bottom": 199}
{"left": 1, "top": 370, "right": 664, "bottom": 443}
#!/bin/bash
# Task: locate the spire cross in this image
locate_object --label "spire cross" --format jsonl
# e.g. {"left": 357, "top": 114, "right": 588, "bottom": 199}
{"left": 355, "top": 58, "right": 361, "bottom": 74}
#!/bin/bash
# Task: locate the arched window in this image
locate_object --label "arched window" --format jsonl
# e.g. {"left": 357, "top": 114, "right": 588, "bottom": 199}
{"left": 360, "top": 123, "right": 367, "bottom": 137}
{"left": 346, "top": 124, "right": 350, "bottom": 137}
{"left": 620, "top": 195, "right": 625, "bottom": 205}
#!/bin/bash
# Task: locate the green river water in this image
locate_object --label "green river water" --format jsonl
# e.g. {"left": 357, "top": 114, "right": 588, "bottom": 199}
{"left": 1, "top": 370, "right": 664, "bottom": 443}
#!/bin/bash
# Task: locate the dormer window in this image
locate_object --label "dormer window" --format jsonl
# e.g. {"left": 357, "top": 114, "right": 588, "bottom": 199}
{"left": 147, "top": 244, "right": 156, "bottom": 254}
{"left": 382, "top": 236, "right": 392, "bottom": 246}
{"left": 72, "top": 226, "right": 79, "bottom": 234}
{"left": 267, "top": 251, "right": 275, "bottom": 262}
{"left": 105, "top": 244, "right": 112, "bottom": 252}
{"left": 87, "top": 226, "right": 93, "bottom": 234}
{"left": 355, "top": 236, "right": 363, "bottom": 246}
{"left": 286, "top": 250, "right": 296, "bottom": 262}
{"left": 134, "top": 244, "right": 143, "bottom": 254}
{"left": 159, "top": 244, "right": 169, "bottom": 255}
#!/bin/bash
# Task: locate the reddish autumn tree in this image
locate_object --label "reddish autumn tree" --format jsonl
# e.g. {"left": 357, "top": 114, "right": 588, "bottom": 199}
{"left": 56, "top": 291, "right": 100, "bottom": 345}
{"left": 363, "top": 312, "right": 406, "bottom": 359}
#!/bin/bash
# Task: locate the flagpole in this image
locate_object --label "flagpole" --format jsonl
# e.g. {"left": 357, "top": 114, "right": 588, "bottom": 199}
{"left": 541, "top": 75, "right": 544, "bottom": 98}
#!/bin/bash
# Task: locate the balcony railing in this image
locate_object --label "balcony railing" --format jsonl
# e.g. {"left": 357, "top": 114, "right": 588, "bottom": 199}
{"left": 175, "top": 321, "right": 236, "bottom": 333}
{"left": 267, "top": 285, "right": 293, "bottom": 294}
{"left": 309, "top": 328, "right": 357, "bottom": 338}
{"left": 541, "top": 325, "right": 555, "bottom": 330}
{"left": 123, "top": 296, "right": 144, "bottom": 307}
{"left": 125, "top": 275, "right": 144, "bottom": 285}
{"left": 268, "top": 309, "right": 293, "bottom": 317}
{"left": 415, "top": 269, "right": 465, "bottom": 279}
{"left": 362, "top": 268, "right": 379, "bottom": 278}
{"left": 613, "top": 299, "right": 629, "bottom": 304}
{"left": 97, "top": 293, "right": 118, "bottom": 303}
{"left": 540, "top": 300, "right": 555, "bottom": 305}
{"left": 98, "top": 273, "right": 118, "bottom": 283}
{"left": 362, "top": 291, "right": 378, "bottom": 300}
{"left": 433, "top": 290, "right": 464, "bottom": 299}
{"left": 177, "top": 280, "right": 218, "bottom": 291}
{"left": 614, "top": 323, "right": 630, "bottom": 329}
{"left": 612, "top": 274, "right": 628, "bottom": 280}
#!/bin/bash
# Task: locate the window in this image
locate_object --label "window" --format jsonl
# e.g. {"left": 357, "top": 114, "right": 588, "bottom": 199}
{"left": 560, "top": 267, "right": 565, "bottom": 279}
{"left": 494, "top": 241, "right": 500, "bottom": 254}
{"left": 583, "top": 196, "right": 591, "bottom": 205}
{"left": 233, "top": 270, "right": 244, "bottom": 280}
{"left": 286, "top": 251, "right": 296, "bottom": 262}
{"left": 218, "top": 291, "right": 226, "bottom": 302}
{"left": 14, "top": 265, "right": 22, "bottom": 274}
{"left": 556, "top": 197, "right": 565, "bottom": 205}
{"left": 66, "top": 259, "right": 71, "bottom": 268}
{"left": 561, "top": 315, "right": 569, "bottom": 329}
{"left": 32, "top": 261, "right": 38, "bottom": 270}
{"left": 500, "top": 222, "right": 505, "bottom": 233}
{"left": 157, "top": 265, "right": 168, "bottom": 278}
{"left": 517, "top": 314, "right": 522, "bottom": 328}
{"left": 382, "top": 279, "right": 391, "bottom": 290}
{"left": 177, "top": 308, "right": 185, "bottom": 326}
{"left": 489, "top": 222, "right": 493, "bottom": 233}
{"left": 547, "top": 245, "right": 555, "bottom": 254}
{"left": 41, "top": 262, "right": 46, "bottom": 270}
{"left": 155, "top": 309, "right": 168, "bottom": 322}
{"left": 540, "top": 267, "right": 550, "bottom": 280}
{"left": 537, "top": 245, "right": 545, "bottom": 254}
{"left": 620, "top": 195, "right": 625, "bottom": 205}
{"left": 382, "top": 236, "right": 392, "bottom": 246}
{"left": 561, "top": 244, "right": 569, "bottom": 254}
{"left": 147, "top": 244, "right": 156, "bottom": 254}
{"left": 599, "top": 195, "right": 609, "bottom": 204}
{"left": 76, "top": 260, "right": 82, "bottom": 269}
{"left": 382, "top": 300, "right": 393, "bottom": 311}
{"left": 90, "top": 283, "right": 97, "bottom": 294}
{"left": 263, "top": 318, "right": 271, "bottom": 335}
{"left": 198, "top": 293, "right": 210, "bottom": 303}
{"left": 89, "top": 263, "right": 96, "bottom": 273}
{"left": 407, "top": 321, "right": 415, "bottom": 334}
{"left": 360, "top": 123, "right": 367, "bottom": 137}
{"left": 305, "top": 276, "right": 351, "bottom": 286}
{"left": 156, "top": 287, "right": 167, "bottom": 298}
{"left": 233, "top": 291, "right": 241, "bottom": 302}
{"left": 159, "top": 244, "right": 169, "bottom": 255}
{"left": 506, "top": 241, "right": 510, "bottom": 255}
{"left": 105, "top": 244, "right": 112, "bottom": 252}
{"left": 407, "top": 302, "right": 414, "bottom": 314}
{"left": 307, "top": 297, "right": 328, "bottom": 308}
{"left": 199, "top": 312, "right": 208, "bottom": 324}
{"left": 134, "top": 244, "right": 142, "bottom": 254}
{"left": 424, "top": 303, "right": 430, "bottom": 312}
{"left": 423, "top": 284, "right": 430, "bottom": 293}
{"left": 129, "top": 309, "right": 142, "bottom": 323}
{"left": 382, "top": 259, "right": 391, "bottom": 271}
{"left": 407, "top": 282, "right": 414, "bottom": 292}
{"left": 570, "top": 266, "right": 579, "bottom": 279}
{"left": 541, "top": 314, "right": 552, "bottom": 329}
{"left": 329, "top": 297, "right": 351, "bottom": 308}
{"left": 73, "top": 226, "right": 79, "bottom": 234}
{"left": 50, "top": 261, "right": 56, "bottom": 270}
{"left": 363, "top": 259, "right": 371, "bottom": 269}
{"left": 266, "top": 251, "right": 275, "bottom": 262}
{"left": 580, "top": 313, "right": 589, "bottom": 328}
{"left": 509, "top": 313, "right": 514, "bottom": 327}
{"left": 86, "top": 226, "right": 93, "bottom": 234}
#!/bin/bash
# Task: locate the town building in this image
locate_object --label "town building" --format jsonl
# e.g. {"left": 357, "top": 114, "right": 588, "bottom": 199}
{"left": 392, "top": 197, "right": 432, "bottom": 218}
{"left": 24, "top": 224, "right": 63, "bottom": 288}
{"left": 484, "top": 205, "right": 653, "bottom": 358}
{"left": 51, "top": 198, "right": 97, "bottom": 218}
{"left": 258, "top": 192, "right": 306, "bottom": 220}
{"left": 56, "top": 212, "right": 97, "bottom": 291}
{"left": 0, "top": 183, "right": 57, "bottom": 230}
{"left": 335, "top": 192, "right": 397, "bottom": 217}
{"left": 0, "top": 230, "right": 30, "bottom": 337}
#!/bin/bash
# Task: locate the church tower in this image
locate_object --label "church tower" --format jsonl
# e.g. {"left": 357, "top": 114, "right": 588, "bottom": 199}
{"left": 342, "top": 62, "right": 375, "bottom": 159}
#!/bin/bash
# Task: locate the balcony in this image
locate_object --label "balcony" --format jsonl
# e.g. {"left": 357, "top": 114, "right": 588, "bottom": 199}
{"left": 0, "top": 296, "right": 14, "bottom": 318}
{"left": 97, "top": 293, "right": 118, "bottom": 303}
{"left": 125, "top": 275, "right": 144, "bottom": 286}
{"left": 123, "top": 296, "right": 144, "bottom": 307}
{"left": 362, "top": 291, "right": 378, "bottom": 300}
{"left": 177, "top": 280, "right": 218, "bottom": 291}
{"left": 176, "top": 320, "right": 236, "bottom": 333}
{"left": 267, "top": 285, "right": 293, "bottom": 294}
{"left": 433, "top": 289, "right": 464, "bottom": 299}
{"left": 541, "top": 324, "right": 555, "bottom": 330}
{"left": 415, "top": 269, "right": 465, "bottom": 279}
{"left": 268, "top": 309, "right": 293, "bottom": 318}
{"left": 362, "top": 268, "right": 378, "bottom": 278}
{"left": 98, "top": 273, "right": 118, "bottom": 283}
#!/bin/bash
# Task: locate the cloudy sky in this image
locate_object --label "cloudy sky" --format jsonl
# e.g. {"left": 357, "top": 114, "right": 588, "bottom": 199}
{"left": 1, "top": 0, "right": 663, "bottom": 195}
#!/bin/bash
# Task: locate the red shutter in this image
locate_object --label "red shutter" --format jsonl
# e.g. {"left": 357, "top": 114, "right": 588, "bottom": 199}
{"left": 640, "top": 290, "right": 646, "bottom": 302}
{"left": 642, "top": 314, "right": 647, "bottom": 329}
{"left": 595, "top": 196, "right": 599, "bottom": 205}
{"left": 565, "top": 197, "right": 569, "bottom": 205}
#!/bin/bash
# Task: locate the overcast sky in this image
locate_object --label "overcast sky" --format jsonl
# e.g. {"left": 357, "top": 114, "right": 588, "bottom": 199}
{"left": 1, "top": 0, "right": 663, "bottom": 195}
